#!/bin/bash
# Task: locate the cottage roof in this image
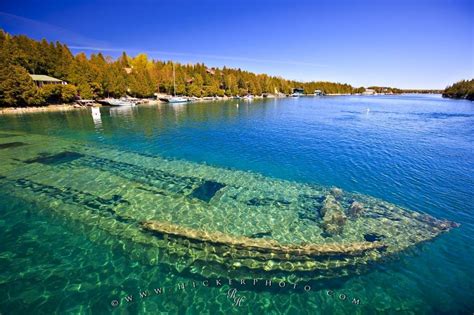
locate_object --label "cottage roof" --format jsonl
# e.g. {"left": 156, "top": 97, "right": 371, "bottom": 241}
{"left": 29, "top": 74, "right": 63, "bottom": 82}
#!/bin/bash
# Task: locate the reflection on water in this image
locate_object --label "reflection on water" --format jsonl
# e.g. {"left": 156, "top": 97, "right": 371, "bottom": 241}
{"left": 0, "top": 100, "right": 266, "bottom": 140}
{"left": 91, "top": 106, "right": 102, "bottom": 128}
{"left": 109, "top": 105, "right": 137, "bottom": 120}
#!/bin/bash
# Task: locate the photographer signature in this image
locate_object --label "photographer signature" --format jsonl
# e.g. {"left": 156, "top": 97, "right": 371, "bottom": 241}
{"left": 227, "top": 288, "right": 246, "bottom": 307}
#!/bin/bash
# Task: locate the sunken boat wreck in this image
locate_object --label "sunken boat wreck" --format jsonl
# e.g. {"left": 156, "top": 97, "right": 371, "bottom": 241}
{"left": 0, "top": 131, "right": 459, "bottom": 281}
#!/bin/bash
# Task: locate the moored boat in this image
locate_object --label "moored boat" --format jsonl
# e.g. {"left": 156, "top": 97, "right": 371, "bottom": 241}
{"left": 100, "top": 98, "right": 137, "bottom": 106}
{"left": 291, "top": 88, "right": 304, "bottom": 97}
{"left": 167, "top": 96, "right": 189, "bottom": 103}
{"left": 165, "top": 62, "right": 190, "bottom": 104}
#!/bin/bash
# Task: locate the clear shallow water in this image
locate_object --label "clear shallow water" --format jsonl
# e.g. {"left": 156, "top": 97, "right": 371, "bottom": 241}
{"left": 0, "top": 94, "right": 473, "bottom": 314}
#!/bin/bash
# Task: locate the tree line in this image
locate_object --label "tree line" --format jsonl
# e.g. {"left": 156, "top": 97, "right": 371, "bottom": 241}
{"left": 442, "top": 79, "right": 474, "bottom": 101}
{"left": 6, "top": 30, "right": 447, "bottom": 107}
{"left": 0, "top": 30, "right": 371, "bottom": 107}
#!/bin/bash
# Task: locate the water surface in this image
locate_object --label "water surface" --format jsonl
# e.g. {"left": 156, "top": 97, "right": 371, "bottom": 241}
{"left": 0, "top": 94, "right": 473, "bottom": 314}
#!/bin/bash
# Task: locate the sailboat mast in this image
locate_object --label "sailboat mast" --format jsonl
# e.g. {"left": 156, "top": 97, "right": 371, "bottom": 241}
{"left": 173, "top": 62, "right": 176, "bottom": 96}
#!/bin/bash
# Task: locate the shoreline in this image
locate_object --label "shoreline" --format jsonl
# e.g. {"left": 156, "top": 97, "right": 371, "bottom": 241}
{"left": 0, "top": 93, "right": 442, "bottom": 115}
{"left": 0, "top": 104, "right": 96, "bottom": 115}
{"left": 442, "top": 93, "right": 474, "bottom": 101}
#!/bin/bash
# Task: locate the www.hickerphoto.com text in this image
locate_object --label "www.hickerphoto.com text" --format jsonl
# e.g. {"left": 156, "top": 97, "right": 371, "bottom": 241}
{"left": 110, "top": 278, "right": 361, "bottom": 308}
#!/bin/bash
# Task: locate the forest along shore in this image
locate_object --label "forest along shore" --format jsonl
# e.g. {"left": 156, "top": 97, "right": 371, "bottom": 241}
{"left": 2, "top": 30, "right": 457, "bottom": 109}
{"left": 0, "top": 29, "right": 394, "bottom": 108}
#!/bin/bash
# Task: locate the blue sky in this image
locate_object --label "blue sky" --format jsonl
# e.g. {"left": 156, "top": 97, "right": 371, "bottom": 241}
{"left": 0, "top": 0, "right": 472, "bottom": 89}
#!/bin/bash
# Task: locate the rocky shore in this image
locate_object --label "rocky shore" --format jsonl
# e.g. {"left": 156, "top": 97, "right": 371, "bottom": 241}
{"left": 0, "top": 104, "right": 96, "bottom": 115}
{"left": 0, "top": 93, "right": 364, "bottom": 115}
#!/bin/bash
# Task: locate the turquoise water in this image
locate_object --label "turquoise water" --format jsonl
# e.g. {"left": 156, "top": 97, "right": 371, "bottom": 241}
{"left": 0, "top": 94, "right": 473, "bottom": 314}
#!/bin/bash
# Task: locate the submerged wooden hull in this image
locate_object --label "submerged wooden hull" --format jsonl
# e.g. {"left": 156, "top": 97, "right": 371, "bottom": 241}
{"left": 141, "top": 220, "right": 387, "bottom": 257}
{"left": 0, "top": 131, "right": 459, "bottom": 279}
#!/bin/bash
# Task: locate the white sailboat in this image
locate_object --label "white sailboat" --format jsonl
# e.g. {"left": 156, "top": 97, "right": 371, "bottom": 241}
{"left": 101, "top": 96, "right": 137, "bottom": 106}
{"left": 168, "top": 63, "right": 189, "bottom": 104}
{"left": 107, "top": 98, "right": 137, "bottom": 106}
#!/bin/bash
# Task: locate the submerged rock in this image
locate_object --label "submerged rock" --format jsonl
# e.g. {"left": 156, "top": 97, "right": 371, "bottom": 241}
{"left": 330, "top": 187, "right": 343, "bottom": 199}
{"left": 438, "top": 220, "right": 460, "bottom": 230}
{"left": 248, "top": 231, "right": 272, "bottom": 238}
{"left": 418, "top": 214, "right": 460, "bottom": 231}
{"left": 364, "top": 233, "right": 385, "bottom": 242}
{"left": 349, "top": 201, "right": 365, "bottom": 217}
{"left": 320, "top": 195, "right": 347, "bottom": 235}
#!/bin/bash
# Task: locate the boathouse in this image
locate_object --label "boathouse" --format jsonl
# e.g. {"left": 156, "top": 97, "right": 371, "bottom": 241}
{"left": 362, "top": 88, "right": 376, "bottom": 95}
{"left": 292, "top": 88, "right": 304, "bottom": 94}
{"left": 29, "top": 74, "right": 67, "bottom": 88}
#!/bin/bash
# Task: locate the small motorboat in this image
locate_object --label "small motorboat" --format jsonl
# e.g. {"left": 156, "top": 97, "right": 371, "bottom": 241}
{"left": 167, "top": 96, "right": 189, "bottom": 104}
{"left": 101, "top": 98, "right": 136, "bottom": 106}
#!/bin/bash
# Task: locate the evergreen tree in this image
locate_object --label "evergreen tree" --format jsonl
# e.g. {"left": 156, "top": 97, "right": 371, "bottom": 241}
{"left": 0, "top": 65, "right": 41, "bottom": 106}
{"left": 443, "top": 79, "right": 474, "bottom": 101}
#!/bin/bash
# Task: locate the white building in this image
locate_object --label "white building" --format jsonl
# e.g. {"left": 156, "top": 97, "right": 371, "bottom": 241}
{"left": 362, "top": 88, "right": 376, "bottom": 95}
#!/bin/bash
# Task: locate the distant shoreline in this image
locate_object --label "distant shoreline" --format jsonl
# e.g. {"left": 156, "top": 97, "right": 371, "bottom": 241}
{"left": 0, "top": 93, "right": 447, "bottom": 115}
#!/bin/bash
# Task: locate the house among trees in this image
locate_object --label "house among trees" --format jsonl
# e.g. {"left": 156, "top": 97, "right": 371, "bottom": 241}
{"left": 206, "top": 68, "right": 216, "bottom": 75}
{"left": 29, "top": 74, "right": 67, "bottom": 88}
{"left": 362, "top": 88, "right": 376, "bottom": 95}
{"left": 292, "top": 88, "right": 304, "bottom": 94}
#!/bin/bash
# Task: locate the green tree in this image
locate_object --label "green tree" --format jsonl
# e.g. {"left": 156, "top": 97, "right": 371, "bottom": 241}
{"left": 40, "top": 84, "right": 63, "bottom": 103}
{"left": 119, "top": 51, "right": 130, "bottom": 67}
{"left": 77, "top": 83, "right": 94, "bottom": 99}
{"left": 443, "top": 79, "right": 474, "bottom": 101}
{"left": 0, "top": 65, "right": 41, "bottom": 106}
{"left": 103, "top": 62, "right": 128, "bottom": 97}
{"left": 39, "top": 84, "right": 77, "bottom": 104}
{"left": 61, "top": 84, "right": 78, "bottom": 102}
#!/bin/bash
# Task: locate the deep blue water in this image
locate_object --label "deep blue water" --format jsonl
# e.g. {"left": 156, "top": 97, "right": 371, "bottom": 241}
{"left": 0, "top": 94, "right": 473, "bottom": 314}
